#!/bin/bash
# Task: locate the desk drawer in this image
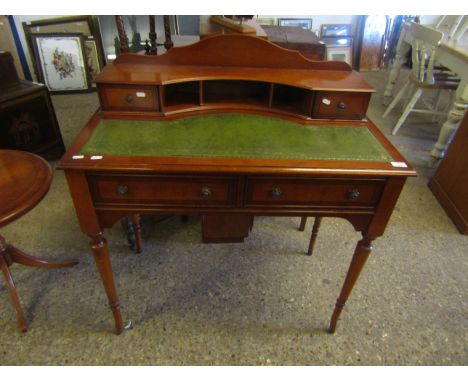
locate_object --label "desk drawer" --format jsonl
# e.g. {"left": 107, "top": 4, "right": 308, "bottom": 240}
{"left": 245, "top": 177, "right": 384, "bottom": 207}
{"left": 89, "top": 174, "right": 236, "bottom": 206}
{"left": 312, "top": 91, "right": 370, "bottom": 120}
{"left": 99, "top": 85, "right": 158, "bottom": 111}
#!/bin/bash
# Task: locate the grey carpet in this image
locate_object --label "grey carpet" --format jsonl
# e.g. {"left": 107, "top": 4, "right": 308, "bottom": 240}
{"left": 0, "top": 69, "right": 466, "bottom": 365}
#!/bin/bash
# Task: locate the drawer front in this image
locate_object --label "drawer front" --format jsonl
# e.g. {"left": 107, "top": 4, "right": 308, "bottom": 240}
{"left": 245, "top": 177, "right": 385, "bottom": 207}
{"left": 89, "top": 174, "right": 237, "bottom": 207}
{"left": 99, "top": 85, "right": 158, "bottom": 111}
{"left": 312, "top": 91, "right": 370, "bottom": 120}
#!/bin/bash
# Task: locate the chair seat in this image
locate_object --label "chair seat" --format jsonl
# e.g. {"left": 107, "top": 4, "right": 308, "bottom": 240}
{"left": 409, "top": 72, "right": 460, "bottom": 90}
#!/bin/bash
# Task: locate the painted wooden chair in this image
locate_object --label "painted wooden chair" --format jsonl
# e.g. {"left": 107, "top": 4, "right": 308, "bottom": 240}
{"left": 435, "top": 15, "right": 468, "bottom": 41}
{"left": 382, "top": 22, "right": 460, "bottom": 136}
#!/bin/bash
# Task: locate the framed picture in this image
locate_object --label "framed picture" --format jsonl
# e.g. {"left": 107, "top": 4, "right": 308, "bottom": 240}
{"left": 278, "top": 18, "right": 312, "bottom": 30}
{"left": 23, "top": 16, "right": 105, "bottom": 81}
{"left": 83, "top": 36, "right": 103, "bottom": 86}
{"left": 320, "top": 24, "right": 353, "bottom": 38}
{"left": 31, "top": 33, "right": 91, "bottom": 93}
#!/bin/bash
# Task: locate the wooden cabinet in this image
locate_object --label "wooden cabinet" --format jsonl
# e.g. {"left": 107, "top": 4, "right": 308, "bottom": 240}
{"left": 0, "top": 52, "right": 65, "bottom": 160}
{"left": 98, "top": 79, "right": 371, "bottom": 120}
{"left": 429, "top": 112, "right": 468, "bottom": 234}
{"left": 261, "top": 26, "right": 326, "bottom": 61}
{"left": 95, "top": 35, "right": 374, "bottom": 120}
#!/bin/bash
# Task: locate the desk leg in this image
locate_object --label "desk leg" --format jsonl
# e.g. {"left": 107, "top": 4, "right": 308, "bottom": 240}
{"left": 430, "top": 83, "right": 468, "bottom": 159}
{"left": 130, "top": 214, "right": 143, "bottom": 253}
{"left": 89, "top": 233, "right": 123, "bottom": 335}
{"left": 328, "top": 235, "right": 374, "bottom": 333}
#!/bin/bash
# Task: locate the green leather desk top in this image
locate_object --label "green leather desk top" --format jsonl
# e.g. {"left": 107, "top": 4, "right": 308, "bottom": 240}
{"left": 80, "top": 113, "right": 393, "bottom": 162}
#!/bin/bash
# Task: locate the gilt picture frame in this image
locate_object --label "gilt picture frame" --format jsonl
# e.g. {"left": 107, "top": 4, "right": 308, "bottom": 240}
{"left": 83, "top": 36, "right": 103, "bottom": 86}
{"left": 31, "top": 33, "right": 91, "bottom": 93}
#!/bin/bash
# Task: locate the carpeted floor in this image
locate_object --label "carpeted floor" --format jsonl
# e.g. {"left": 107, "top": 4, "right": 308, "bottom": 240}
{"left": 0, "top": 69, "right": 466, "bottom": 365}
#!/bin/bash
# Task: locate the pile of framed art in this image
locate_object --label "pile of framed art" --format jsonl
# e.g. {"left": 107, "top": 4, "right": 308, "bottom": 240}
{"left": 23, "top": 16, "right": 106, "bottom": 94}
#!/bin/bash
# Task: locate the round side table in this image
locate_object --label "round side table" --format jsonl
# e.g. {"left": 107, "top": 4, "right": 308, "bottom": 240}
{"left": 0, "top": 150, "right": 79, "bottom": 332}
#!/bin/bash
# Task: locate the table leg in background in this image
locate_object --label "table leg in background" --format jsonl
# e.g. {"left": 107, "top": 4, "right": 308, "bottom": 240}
{"left": 431, "top": 83, "right": 468, "bottom": 159}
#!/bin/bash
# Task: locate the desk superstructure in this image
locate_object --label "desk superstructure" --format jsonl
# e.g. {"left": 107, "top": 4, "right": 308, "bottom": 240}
{"left": 58, "top": 35, "right": 416, "bottom": 334}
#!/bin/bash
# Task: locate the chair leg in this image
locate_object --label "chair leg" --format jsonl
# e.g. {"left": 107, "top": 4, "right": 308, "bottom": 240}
{"left": 392, "top": 88, "right": 423, "bottom": 135}
{"left": 307, "top": 217, "right": 322, "bottom": 256}
{"left": 382, "top": 81, "right": 409, "bottom": 119}
{"left": 403, "top": 83, "right": 415, "bottom": 107}
{"left": 0, "top": 254, "right": 27, "bottom": 332}
{"left": 299, "top": 217, "right": 307, "bottom": 231}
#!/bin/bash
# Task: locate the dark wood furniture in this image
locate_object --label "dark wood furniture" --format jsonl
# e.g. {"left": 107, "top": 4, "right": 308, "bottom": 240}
{"left": 0, "top": 150, "right": 79, "bottom": 332}
{"left": 200, "top": 16, "right": 267, "bottom": 39}
{"left": 0, "top": 52, "right": 65, "bottom": 160}
{"left": 262, "top": 26, "right": 326, "bottom": 61}
{"left": 58, "top": 35, "right": 416, "bottom": 335}
{"left": 429, "top": 111, "right": 468, "bottom": 234}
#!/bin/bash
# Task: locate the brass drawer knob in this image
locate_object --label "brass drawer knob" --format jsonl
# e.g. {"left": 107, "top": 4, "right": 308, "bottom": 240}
{"left": 200, "top": 187, "right": 212, "bottom": 198}
{"left": 269, "top": 187, "right": 282, "bottom": 197}
{"left": 125, "top": 95, "right": 134, "bottom": 103}
{"left": 347, "top": 188, "right": 360, "bottom": 200}
{"left": 117, "top": 185, "right": 129, "bottom": 196}
{"left": 337, "top": 101, "right": 347, "bottom": 110}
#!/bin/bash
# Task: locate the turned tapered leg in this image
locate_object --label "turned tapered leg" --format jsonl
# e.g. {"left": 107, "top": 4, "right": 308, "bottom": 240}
{"left": 328, "top": 235, "right": 374, "bottom": 333}
{"left": 0, "top": 254, "right": 27, "bottom": 332}
{"left": 89, "top": 233, "right": 123, "bottom": 335}
{"left": 130, "top": 214, "right": 143, "bottom": 254}
{"left": 299, "top": 217, "right": 307, "bottom": 231}
{"left": 307, "top": 217, "right": 322, "bottom": 256}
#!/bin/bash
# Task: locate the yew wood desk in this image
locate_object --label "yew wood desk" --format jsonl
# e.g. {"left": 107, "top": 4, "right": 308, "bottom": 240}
{"left": 58, "top": 35, "right": 416, "bottom": 334}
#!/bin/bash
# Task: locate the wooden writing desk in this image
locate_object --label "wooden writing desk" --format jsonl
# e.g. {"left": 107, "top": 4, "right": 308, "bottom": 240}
{"left": 58, "top": 35, "right": 416, "bottom": 334}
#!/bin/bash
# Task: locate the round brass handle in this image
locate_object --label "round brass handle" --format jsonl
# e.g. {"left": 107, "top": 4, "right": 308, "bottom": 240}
{"left": 337, "top": 101, "right": 347, "bottom": 110}
{"left": 200, "top": 187, "right": 212, "bottom": 198}
{"left": 117, "top": 185, "right": 129, "bottom": 196}
{"left": 347, "top": 188, "right": 360, "bottom": 200}
{"left": 125, "top": 95, "right": 134, "bottom": 103}
{"left": 269, "top": 187, "right": 282, "bottom": 197}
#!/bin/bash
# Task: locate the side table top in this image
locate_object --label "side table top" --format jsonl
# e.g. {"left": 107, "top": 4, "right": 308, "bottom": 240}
{"left": 0, "top": 150, "right": 52, "bottom": 228}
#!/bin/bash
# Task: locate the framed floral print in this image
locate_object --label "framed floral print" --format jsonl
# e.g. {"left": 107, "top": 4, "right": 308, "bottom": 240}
{"left": 22, "top": 15, "right": 106, "bottom": 71}
{"left": 31, "top": 33, "right": 91, "bottom": 93}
